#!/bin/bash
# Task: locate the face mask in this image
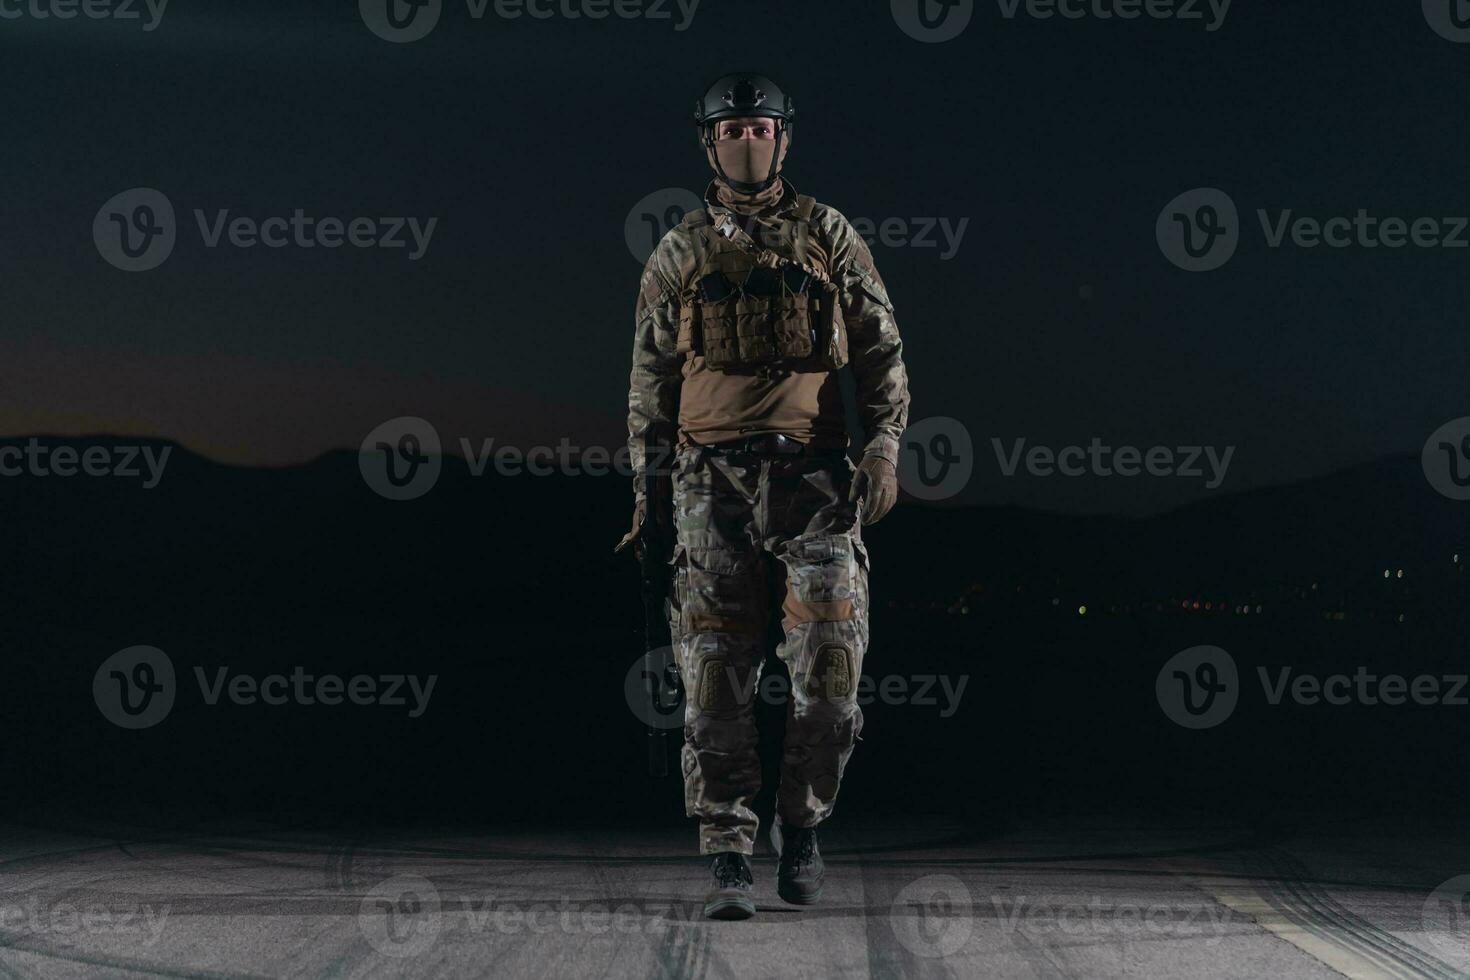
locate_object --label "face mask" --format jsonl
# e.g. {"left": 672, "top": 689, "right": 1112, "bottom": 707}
{"left": 712, "top": 138, "right": 778, "bottom": 186}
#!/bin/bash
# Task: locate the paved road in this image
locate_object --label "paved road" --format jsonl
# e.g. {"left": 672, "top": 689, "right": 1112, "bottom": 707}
{"left": 0, "top": 813, "right": 1466, "bottom": 978}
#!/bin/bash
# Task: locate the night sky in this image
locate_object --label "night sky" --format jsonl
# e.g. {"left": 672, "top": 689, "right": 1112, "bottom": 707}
{"left": 5, "top": 0, "right": 1467, "bottom": 514}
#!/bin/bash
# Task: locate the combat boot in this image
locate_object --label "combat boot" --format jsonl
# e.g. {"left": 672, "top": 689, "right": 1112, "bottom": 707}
{"left": 773, "top": 818, "right": 824, "bottom": 905}
{"left": 703, "top": 852, "right": 756, "bottom": 920}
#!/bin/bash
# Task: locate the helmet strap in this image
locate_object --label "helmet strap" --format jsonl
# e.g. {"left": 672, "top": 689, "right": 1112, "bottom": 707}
{"left": 703, "top": 119, "right": 787, "bottom": 196}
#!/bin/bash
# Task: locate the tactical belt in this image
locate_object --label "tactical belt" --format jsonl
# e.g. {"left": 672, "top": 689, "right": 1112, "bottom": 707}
{"left": 699, "top": 434, "right": 846, "bottom": 458}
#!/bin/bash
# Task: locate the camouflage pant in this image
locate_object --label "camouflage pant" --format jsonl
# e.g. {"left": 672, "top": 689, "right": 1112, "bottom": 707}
{"left": 668, "top": 444, "right": 869, "bottom": 856}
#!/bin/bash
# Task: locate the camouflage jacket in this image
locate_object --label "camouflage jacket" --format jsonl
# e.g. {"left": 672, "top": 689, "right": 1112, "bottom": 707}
{"left": 627, "top": 179, "right": 911, "bottom": 500}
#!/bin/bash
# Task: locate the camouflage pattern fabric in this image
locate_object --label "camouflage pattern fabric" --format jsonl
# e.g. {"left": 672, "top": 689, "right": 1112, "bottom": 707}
{"left": 667, "top": 444, "right": 869, "bottom": 855}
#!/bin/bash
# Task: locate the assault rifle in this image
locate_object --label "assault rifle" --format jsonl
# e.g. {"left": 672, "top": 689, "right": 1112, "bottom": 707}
{"left": 616, "top": 435, "right": 682, "bottom": 776}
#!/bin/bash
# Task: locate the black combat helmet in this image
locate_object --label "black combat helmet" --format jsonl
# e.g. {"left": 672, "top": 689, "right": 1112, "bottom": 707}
{"left": 694, "top": 72, "right": 795, "bottom": 195}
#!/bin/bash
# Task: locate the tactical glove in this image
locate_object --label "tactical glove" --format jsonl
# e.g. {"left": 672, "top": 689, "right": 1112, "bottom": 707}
{"left": 848, "top": 454, "right": 898, "bottom": 526}
{"left": 614, "top": 498, "right": 647, "bottom": 554}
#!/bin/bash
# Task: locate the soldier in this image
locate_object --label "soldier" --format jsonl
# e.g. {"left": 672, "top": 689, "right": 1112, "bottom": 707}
{"left": 620, "top": 72, "right": 910, "bottom": 920}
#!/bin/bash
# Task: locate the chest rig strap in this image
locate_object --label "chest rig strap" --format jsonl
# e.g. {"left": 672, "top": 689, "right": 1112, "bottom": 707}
{"left": 681, "top": 194, "right": 818, "bottom": 274}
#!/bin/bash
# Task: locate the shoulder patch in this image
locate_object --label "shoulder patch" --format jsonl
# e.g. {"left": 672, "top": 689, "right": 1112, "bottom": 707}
{"left": 640, "top": 266, "right": 666, "bottom": 307}
{"left": 854, "top": 237, "right": 884, "bottom": 286}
